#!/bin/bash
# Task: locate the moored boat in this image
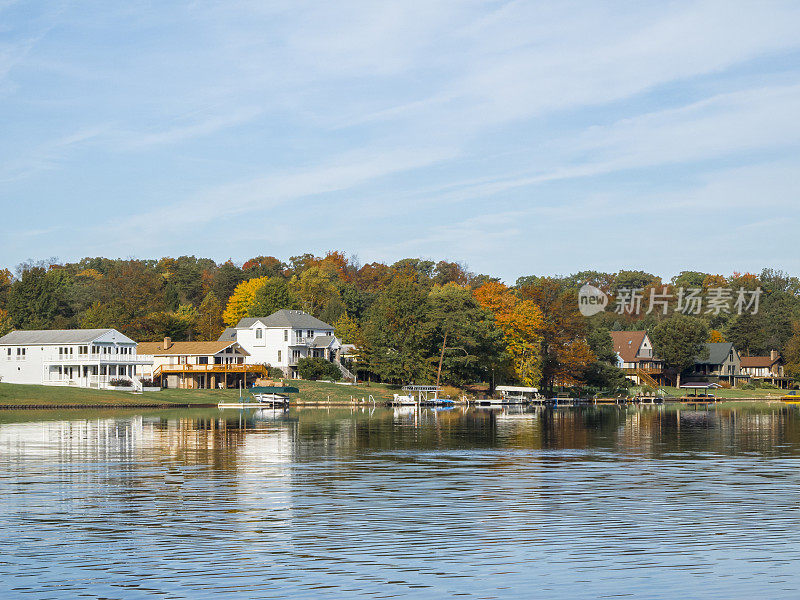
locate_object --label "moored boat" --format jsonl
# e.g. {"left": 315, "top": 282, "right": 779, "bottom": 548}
{"left": 218, "top": 384, "right": 299, "bottom": 409}
{"left": 391, "top": 385, "right": 454, "bottom": 406}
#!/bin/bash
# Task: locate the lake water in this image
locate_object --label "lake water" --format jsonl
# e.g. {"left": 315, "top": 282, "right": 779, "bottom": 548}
{"left": 1, "top": 404, "right": 800, "bottom": 599}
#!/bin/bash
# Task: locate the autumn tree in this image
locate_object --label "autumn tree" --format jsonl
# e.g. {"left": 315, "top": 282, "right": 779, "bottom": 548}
{"left": 242, "top": 256, "right": 286, "bottom": 279}
{"left": 518, "top": 278, "right": 594, "bottom": 394}
{"left": 0, "top": 308, "right": 12, "bottom": 337}
{"left": 79, "top": 302, "right": 119, "bottom": 328}
{"left": 197, "top": 292, "right": 224, "bottom": 341}
{"left": 424, "top": 283, "right": 504, "bottom": 387}
{"left": 708, "top": 330, "right": 726, "bottom": 343}
{"left": 333, "top": 313, "right": 361, "bottom": 345}
{"left": 474, "top": 281, "right": 544, "bottom": 387}
{"left": 289, "top": 265, "right": 340, "bottom": 316}
{"left": 247, "top": 277, "right": 296, "bottom": 317}
{"left": 175, "top": 304, "right": 199, "bottom": 339}
{"left": 0, "top": 268, "right": 12, "bottom": 310}
{"left": 223, "top": 276, "right": 271, "bottom": 326}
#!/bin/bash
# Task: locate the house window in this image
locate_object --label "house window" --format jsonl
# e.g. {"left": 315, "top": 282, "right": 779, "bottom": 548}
{"left": 278, "top": 350, "right": 282, "bottom": 362}
{"left": 256, "top": 329, "right": 263, "bottom": 339}
{"left": 284, "top": 330, "right": 288, "bottom": 342}
{"left": 307, "top": 330, "right": 313, "bottom": 337}
{"left": 198, "top": 356, "right": 208, "bottom": 364}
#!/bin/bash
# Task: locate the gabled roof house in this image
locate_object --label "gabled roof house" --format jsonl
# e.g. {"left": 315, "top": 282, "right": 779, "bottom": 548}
{"left": 0, "top": 328, "right": 151, "bottom": 389}
{"left": 220, "top": 310, "right": 350, "bottom": 379}
{"left": 610, "top": 331, "right": 667, "bottom": 386}
{"left": 136, "top": 337, "right": 261, "bottom": 389}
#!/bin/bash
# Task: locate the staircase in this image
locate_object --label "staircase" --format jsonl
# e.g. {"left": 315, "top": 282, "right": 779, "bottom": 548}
{"left": 122, "top": 375, "right": 143, "bottom": 393}
{"left": 636, "top": 368, "right": 659, "bottom": 388}
{"left": 335, "top": 359, "right": 356, "bottom": 382}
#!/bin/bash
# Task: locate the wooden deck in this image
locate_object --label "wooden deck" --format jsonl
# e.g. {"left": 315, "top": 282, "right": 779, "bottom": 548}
{"left": 151, "top": 364, "right": 270, "bottom": 389}
{"left": 153, "top": 364, "right": 268, "bottom": 376}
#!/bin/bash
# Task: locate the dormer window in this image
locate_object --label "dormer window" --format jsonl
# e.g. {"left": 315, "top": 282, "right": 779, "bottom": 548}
{"left": 255, "top": 329, "right": 263, "bottom": 339}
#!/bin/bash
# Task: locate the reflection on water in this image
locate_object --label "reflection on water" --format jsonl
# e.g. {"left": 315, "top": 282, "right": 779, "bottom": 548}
{"left": 2, "top": 405, "right": 800, "bottom": 599}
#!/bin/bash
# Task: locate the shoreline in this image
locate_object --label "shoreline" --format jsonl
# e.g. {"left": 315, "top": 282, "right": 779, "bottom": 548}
{"left": 0, "top": 398, "right": 792, "bottom": 410}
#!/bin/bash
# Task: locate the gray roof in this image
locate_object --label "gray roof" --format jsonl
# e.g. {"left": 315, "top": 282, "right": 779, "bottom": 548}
{"left": 311, "top": 335, "right": 336, "bottom": 348}
{"left": 236, "top": 310, "right": 334, "bottom": 330}
{"left": 218, "top": 327, "right": 236, "bottom": 341}
{"left": 695, "top": 342, "right": 736, "bottom": 365}
{"left": 0, "top": 329, "right": 124, "bottom": 345}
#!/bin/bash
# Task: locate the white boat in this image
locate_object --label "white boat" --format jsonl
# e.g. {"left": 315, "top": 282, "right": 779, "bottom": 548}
{"left": 253, "top": 392, "right": 290, "bottom": 406}
{"left": 218, "top": 384, "right": 298, "bottom": 409}
{"left": 495, "top": 385, "right": 540, "bottom": 404}
{"left": 392, "top": 385, "right": 455, "bottom": 406}
{"left": 473, "top": 397, "right": 506, "bottom": 407}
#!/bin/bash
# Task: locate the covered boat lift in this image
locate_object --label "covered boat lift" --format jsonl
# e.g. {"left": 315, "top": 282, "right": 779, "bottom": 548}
{"left": 678, "top": 381, "right": 722, "bottom": 401}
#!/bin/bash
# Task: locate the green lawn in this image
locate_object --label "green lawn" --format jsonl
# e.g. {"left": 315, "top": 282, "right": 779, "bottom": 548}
{"left": 654, "top": 385, "right": 787, "bottom": 399}
{"left": 0, "top": 379, "right": 400, "bottom": 407}
{"left": 291, "top": 379, "right": 399, "bottom": 403}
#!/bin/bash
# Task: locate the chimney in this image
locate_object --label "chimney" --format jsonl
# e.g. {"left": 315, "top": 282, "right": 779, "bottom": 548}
{"left": 771, "top": 349, "right": 779, "bottom": 361}
{"left": 164, "top": 337, "right": 172, "bottom": 350}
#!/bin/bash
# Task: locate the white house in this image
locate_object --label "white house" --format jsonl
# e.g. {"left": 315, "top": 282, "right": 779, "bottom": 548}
{"left": 136, "top": 337, "right": 260, "bottom": 389}
{"left": 219, "top": 309, "right": 346, "bottom": 379}
{"left": 0, "top": 329, "right": 152, "bottom": 389}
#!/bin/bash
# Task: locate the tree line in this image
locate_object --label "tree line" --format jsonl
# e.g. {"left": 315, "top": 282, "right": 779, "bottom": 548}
{"left": 1, "top": 255, "right": 799, "bottom": 391}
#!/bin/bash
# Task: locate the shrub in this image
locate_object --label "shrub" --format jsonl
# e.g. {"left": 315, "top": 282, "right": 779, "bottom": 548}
{"left": 297, "top": 357, "right": 341, "bottom": 381}
{"left": 109, "top": 378, "right": 132, "bottom": 387}
{"left": 264, "top": 364, "right": 284, "bottom": 379}
{"left": 139, "top": 378, "right": 156, "bottom": 387}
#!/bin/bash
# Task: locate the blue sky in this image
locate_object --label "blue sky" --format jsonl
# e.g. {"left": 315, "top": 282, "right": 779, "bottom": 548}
{"left": 1, "top": 1, "right": 799, "bottom": 283}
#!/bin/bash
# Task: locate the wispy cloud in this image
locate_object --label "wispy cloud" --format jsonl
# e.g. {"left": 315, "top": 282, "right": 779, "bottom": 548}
{"left": 1, "top": 0, "right": 800, "bottom": 278}
{"left": 117, "top": 107, "right": 264, "bottom": 149}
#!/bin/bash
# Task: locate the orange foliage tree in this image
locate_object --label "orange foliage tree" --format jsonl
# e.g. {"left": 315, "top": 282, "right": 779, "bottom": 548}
{"left": 474, "top": 282, "right": 544, "bottom": 386}
{"left": 518, "top": 278, "right": 595, "bottom": 394}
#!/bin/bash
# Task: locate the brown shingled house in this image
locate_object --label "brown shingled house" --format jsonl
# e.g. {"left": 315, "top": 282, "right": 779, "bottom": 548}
{"left": 136, "top": 337, "right": 269, "bottom": 389}
{"left": 739, "top": 351, "right": 790, "bottom": 389}
{"left": 610, "top": 331, "right": 670, "bottom": 386}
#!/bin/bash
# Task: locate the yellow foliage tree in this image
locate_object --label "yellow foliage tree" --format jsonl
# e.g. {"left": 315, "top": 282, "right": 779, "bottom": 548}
{"left": 474, "top": 282, "right": 544, "bottom": 386}
{"left": 222, "top": 276, "right": 271, "bottom": 326}
{"left": 333, "top": 313, "right": 360, "bottom": 345}
{"left": 708, "top": 329, "right": 726, "bottom": 343}
{"left": 0, "top": 308, "right": 12, "bottom": 337}
{"left": 289, "top": 265, "right": 340, "bottom": 315}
